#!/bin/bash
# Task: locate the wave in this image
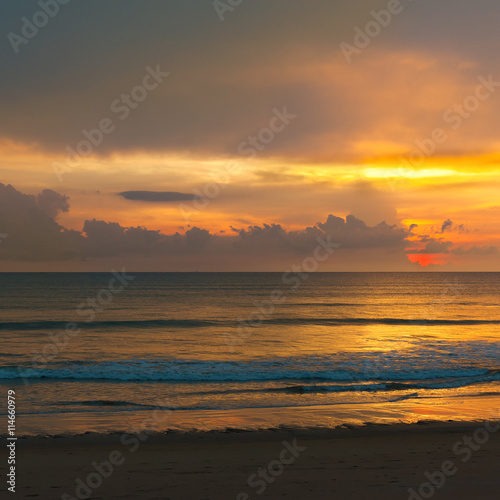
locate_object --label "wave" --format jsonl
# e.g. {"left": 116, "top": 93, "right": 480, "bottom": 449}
{"left": 1, "top": 317, "right": 499, "bottom": 331}
{"left": 0, "top": 319, "right": 220, "bottom": 331}
{"left": 3, "top": 357, "right": 500, "bottom": 384}
{"left": 281, "top": 301, "right": 486, "bottom": 307}
{"left": 261, "top": 318, "right": 500, "bottom": 326}
{"left": 0, "top": 396, "right": 420, "bottom": 417}
{"left": 280, "top": 376, "right": 500, "bottom": 394}
{"left": 55, "top": 400, "right": 158, "bottom": 408}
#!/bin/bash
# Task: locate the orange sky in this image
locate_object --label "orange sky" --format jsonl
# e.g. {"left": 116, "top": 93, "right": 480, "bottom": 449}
{"left": 1, "top": 1, "right": 499, "bottom": 270}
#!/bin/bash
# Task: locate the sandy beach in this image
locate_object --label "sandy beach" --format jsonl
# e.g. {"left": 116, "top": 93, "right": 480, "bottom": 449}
{"left": 10, "top": 421, "right": 500, "bottom": 500}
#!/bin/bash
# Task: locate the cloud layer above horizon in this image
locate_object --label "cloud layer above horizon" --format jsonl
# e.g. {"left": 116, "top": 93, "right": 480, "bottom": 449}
{"left": 1, "top": 1, "right": 500, "bottom": 270}
{"left": 0, "top": 184, "right": 496, "bottom": 271}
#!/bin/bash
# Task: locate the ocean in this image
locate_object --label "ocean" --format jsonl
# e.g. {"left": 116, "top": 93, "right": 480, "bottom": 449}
{"left": 1, "top": 272, "right": 499, "bottom": 435}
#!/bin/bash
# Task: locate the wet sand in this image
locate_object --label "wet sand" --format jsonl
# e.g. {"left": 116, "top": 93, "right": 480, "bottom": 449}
{"left": 11, "top": 421, "right": 500, "bottom": 499}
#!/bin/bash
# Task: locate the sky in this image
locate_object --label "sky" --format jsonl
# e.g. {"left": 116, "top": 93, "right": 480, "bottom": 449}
{"left": 1, "top": 0, "right": 499, "bottom": 271}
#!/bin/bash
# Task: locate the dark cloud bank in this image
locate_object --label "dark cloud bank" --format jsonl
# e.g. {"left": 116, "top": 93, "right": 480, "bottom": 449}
{"left": 0, "top": 184, "right": 494, "bottom": 269}
{"left": 0, "top": 184, "right": 409, "bottom": 263}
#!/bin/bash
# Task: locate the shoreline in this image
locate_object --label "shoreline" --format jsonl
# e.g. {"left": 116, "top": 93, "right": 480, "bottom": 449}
{"left": 5, "top": 418, "right": 500, "bottom": 440}
{"left": 10, "top": 392, "right": 500, "bottom": 437}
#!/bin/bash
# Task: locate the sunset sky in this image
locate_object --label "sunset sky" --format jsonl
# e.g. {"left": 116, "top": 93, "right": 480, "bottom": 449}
{"left": 1, "top": 0, "right": 499, "bottom": 271}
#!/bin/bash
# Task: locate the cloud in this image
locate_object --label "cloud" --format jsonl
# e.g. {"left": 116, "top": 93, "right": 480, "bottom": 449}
{"left": 0, "top": 184, "right": 81, "bottom": 261}
{"left": 82, "top": 214, "right": 409, "bottom": 260}
{"left": 82, "top": 219, "right": 166, "bottom": 258}
{"left": 439, "top": 219, "right": 469, "bottom": 234}
{"left": 36, "top": 189, "right": 70, "bottom": 218}
{"left": 412, "top": 238, "right": 454, "bottom": 254}
{"left": 0, "top": 184, "right": 412, "bottom": 266}
{"left": 440, "top": 219, "right": 453, "bottom": 233}
{"left": 118, "top": 191, "right": 200, "bottom": 202}
{"left": 229, "top": 215, "right": 409, "bottom": 259}
{"left": 317, "top": 215, "right": 408, "bottom": 249}
{"left": 184, "top": 227, "right": 213, "bottom": 248}
{"left": 3, "top": 1, "right": 500, "bottom": 162}
{"left": 1, "top": 184, "right": 497, "bottom": 270}
{"left": 452, "top": 245, "right": 498, "bottom": 256}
